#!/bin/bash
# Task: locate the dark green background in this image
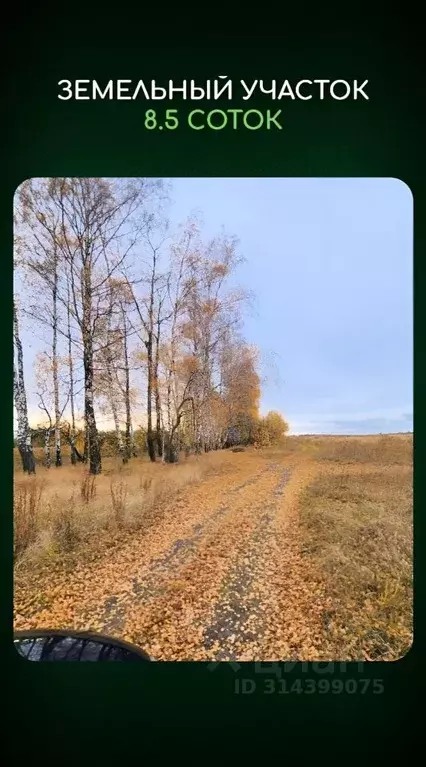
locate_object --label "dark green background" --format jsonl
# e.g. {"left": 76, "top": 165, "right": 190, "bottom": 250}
{"left": 4, "top": 22, "right": 422, "bottom": 751}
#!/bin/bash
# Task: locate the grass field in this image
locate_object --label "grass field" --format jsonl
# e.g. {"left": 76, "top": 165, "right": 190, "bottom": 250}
{"left": 13, "top": 433, "right": 413, "bottom": 661}
{"left": 297, "top": 435, "right": 412, "bottom": 660}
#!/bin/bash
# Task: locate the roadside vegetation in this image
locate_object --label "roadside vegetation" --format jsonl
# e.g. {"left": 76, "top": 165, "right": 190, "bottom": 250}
{"left": 298, "top": 433, "right": 413, "bottom": 660}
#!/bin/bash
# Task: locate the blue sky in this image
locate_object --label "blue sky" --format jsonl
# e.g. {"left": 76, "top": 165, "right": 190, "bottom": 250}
{"left": 17, "top": 177, "right": 413, "bottom": 436}
{"left": 167, "top": 178, "right": 413, "bottom": 435}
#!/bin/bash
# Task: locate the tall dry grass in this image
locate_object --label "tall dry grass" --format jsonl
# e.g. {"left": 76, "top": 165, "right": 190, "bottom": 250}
{"left": 299, "top": 439, "right": 413, "bottom": 661}
{"left": 13, "top": 450, "right": 233, "bottom": 568}
{"left": 14, "top": 478, "right": 45, "bottom": 560}
{"left": 110, "top": 479, "right": 127, "bottom": 529}
{"left": 314, "top": 433, "right": 413, "bottom": 465}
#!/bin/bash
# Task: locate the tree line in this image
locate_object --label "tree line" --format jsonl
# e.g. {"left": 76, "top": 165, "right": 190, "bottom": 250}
{"left": 13, "top": 178, "right": 288, "bottom": 475}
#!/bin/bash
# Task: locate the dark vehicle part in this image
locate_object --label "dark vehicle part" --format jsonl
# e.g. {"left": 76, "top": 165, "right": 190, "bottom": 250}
{"left": 14, "top": 629, "right": 152, "bottom": 662}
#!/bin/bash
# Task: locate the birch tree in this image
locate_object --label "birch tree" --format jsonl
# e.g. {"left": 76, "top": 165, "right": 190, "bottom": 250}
{"left": 15, "top": 191, "right": 65, "bottom": 466}
{"left": 16, "top": 177, "right": 158, "bottom": 474}
{"left": 65, "top": 271, "right": 80, "bottom": 464}
{"left": 13, "top": 301, "right": 35, "bottom": 474}
{"left": 123, "top": 224, "right": 170, "bottom": 462}
{"left": 13, "top": 180, "right": 276, "bottom": 468}
{"left": 34, "top": 352, "right": 70, "bottom": 467}
{"left": 120, "top": 298, "right": 133, "bottom": 462}
{"left": 95, "top": 286, "right": 126, "bottom": 460}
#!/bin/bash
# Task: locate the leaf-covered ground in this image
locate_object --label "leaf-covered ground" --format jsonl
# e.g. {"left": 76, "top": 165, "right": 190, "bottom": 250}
{"left": 14, "top": 438, "right": 413, "bottom": 661}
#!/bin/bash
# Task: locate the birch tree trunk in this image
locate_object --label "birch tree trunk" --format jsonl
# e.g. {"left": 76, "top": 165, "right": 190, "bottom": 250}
{"left": 43, "top": 427, "right": 51, "bottom": 468}
{"left": 154, "top": 315, "right": 163, "bottom": 458}
{"left": 83, "top": 340, "right": 100, "bottom": 473}
{"left": 82, "top": 244, "right": 101, "bottom": 475}
{"left": 52, "top": 247, "right": 62, "bottom": 467}
{"left": 13, "top": 302, "right": 35, "bottom": 474}
{"left": 66, "top": 274, "right": 78, "bottom": 465}
{"left": 122, "top": 306, "right": 132, "bottom": 463}
{"left": 146, "top": 334, "right": 155, "bottom": 462}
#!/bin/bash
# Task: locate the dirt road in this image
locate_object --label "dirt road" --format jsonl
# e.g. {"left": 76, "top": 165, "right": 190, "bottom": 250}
{"left": 14, "top": 451, "right": 330, "bottom": 660}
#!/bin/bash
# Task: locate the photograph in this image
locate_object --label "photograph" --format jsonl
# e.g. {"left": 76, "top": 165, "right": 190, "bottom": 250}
{"left": 13, "top": 176, "right": 413, "bottom": 662}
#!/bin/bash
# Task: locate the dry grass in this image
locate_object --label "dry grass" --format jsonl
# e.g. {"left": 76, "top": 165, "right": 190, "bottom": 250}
{"left": 80, "top": 474, "right": 97, "bottom": 503}
{"left": 299, "top": 434, "right": 413, "bottom": 660}
{"left": 13, "top": 434, "right": 413, "bottom": 661}
{"left": 13, "top": 450, "right": 234, "bottom": 568}
{"left": 109, "top": 479, "right": 127, "bottom": 529}
{"left": 14, "top": 478, "right": 45, "bottom": 560}
{"left": 259, "top": 433, "right": 412, "bottom": 464}
{"left": 313, "top": 433, "right": 413, "bottom": 465}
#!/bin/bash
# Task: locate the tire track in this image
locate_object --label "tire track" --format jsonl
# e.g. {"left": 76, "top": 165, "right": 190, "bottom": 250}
{"left": 16, "top": 456, "right": 264, "bottom": 631}
{"left": 16, "top": 454, "right": 324, "bottom": 661}
{"left": 253, "top": 460, "right": 328, "bottom": 661}
{"left": 76, "top": 462, "right": 277, "bottom": 636}
{"left": 109, "top": 462, "right": 288, "bottom": 656}
{"left": 202, "top": 468, "right": 292, "bottom": 660}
